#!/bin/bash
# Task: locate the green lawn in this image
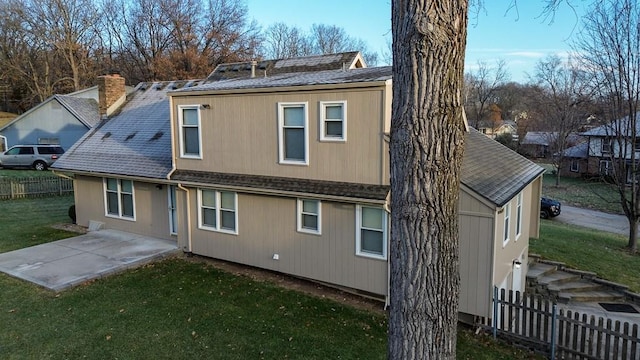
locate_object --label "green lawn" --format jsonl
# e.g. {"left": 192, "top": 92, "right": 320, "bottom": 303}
{"left": 0, "top": 168, "right": 62, "bottom": 179}
{"left": 0, "top": 195, "right": 77, "bottom": 252}
{"left": 532, "top": 220, "right": 640, "bottom": 292}
{"left": 541, "top": 172, "right": 622, "bottom": 214}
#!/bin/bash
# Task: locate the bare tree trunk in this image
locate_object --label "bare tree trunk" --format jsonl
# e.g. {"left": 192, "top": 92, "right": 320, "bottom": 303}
{"left": 628, "top": 218, "right": 638, "bottom": 252}
{"left": 389, "top": 1, "right": 467, "bottom": 359}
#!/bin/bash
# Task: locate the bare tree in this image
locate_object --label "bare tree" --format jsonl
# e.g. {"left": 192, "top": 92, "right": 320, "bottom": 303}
{"left": 576, "top": 0, "right": 640, "bottom": 252}
{"left": 262, "top": 22, "right": 313, "bottom": 59}
{"left": 389, "top": 0, "right": 467, "bottom": 358}
{"left": 531, "top": 54, "right": 592, "bottom": 185}
{"left": 464, "top": 59, "right": 510, "bottom": 130}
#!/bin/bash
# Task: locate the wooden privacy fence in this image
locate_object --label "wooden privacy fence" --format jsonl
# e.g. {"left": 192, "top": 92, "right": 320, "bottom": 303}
{"left": 0, "top": 176, "right": 73, "bottom": 199}
{"left": 481, "top": 288, "right": 640, "bottom": 360}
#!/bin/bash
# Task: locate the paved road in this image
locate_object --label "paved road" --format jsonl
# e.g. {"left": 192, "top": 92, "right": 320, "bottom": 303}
{"left": 554, "top": 205, "right": 629, "bottom": 236}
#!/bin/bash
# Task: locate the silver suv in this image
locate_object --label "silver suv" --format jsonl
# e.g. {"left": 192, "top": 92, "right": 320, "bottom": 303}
{"left": 0, "top": 145, "right": 65, "bottom": 171}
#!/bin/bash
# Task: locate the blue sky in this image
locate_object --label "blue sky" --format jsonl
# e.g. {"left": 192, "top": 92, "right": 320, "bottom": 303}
{"left": 246, "top": 0, "right": 588, "bottom": 83}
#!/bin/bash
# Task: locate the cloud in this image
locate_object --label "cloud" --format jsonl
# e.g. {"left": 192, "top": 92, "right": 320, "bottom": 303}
{"left": 505, "top": 51, "right": 547, "bottom": 58}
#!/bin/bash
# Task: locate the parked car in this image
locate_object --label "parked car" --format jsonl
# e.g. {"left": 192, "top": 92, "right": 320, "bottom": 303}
{"left": 0, "top": 144, "right": 65, "bottom": 171}
{"left": 540, "top": 197, "right": 561, "bottom": 219}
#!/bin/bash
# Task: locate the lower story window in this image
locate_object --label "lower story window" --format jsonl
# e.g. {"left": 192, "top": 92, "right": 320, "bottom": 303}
{"left": 198, "top": 189, "right": 238, "bottom": 234}
{"left": 356, "top": 205, "right": 387, "bottom": 259}
{"left": 104, "top": 178, "right": 135, "bottom": 220}
{"left": 570, "top": 160, "right": 579, "bottom": 172}
{"left": 297, "top": 199, "right": 321, "bottom": 234}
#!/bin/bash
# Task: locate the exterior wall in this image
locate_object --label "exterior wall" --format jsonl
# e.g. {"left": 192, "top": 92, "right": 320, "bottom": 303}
{"left": 171, "top": 86, "right": 389, "bottom": 185}
{"left": 73, "top": 175, "right": 176, "bottom": 241}
{"left": 559, "top": 158, "right": 589, "bottom": 178}
{"left": 181, "top": 188, "right": 388, "bottom": 296}
{"left": 458, "top": 189, "right": 495, "bottom": 318}
{"left": 0, "top": 99, "right": 88, "bottom": 151}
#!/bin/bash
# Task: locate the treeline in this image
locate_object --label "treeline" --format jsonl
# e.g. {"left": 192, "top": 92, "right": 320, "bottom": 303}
{"left": 0, "top": 0, "right": 382, "bottom": 112}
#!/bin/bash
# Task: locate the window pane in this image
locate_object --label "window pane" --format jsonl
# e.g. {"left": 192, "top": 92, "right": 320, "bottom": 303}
{"left": 121, "top": 194, "right": 134, "bottom": 217}
{"left": 283, "top": 106, "right": 304, "bottom": 127}
{"left": 107, "top": 192, "right": 119, "bottom": 214}
{"left": 183, "top": 128, "right": 200, "bottom": 155}
{"left": 325, "top": 121, "right": 343, "bottom": 137}
{"left": 325, "top": 105, "right": 342, "bottom": 119}
{"left": 182, "top": 108, "right": 198, "bottom": 125}
{"left": 19, "top": 147, "right": 34, "bottom": 155}
{"left": 220, "top": 192, "right": 235, "bottom": 210}
{"left": 302, "top": 214, "right": 318, "bottom": 230}
{"left": 361, "top": 207, "right": 383, "bottom": 229}
{"left": 284, "top": 128, "right": 305, "bottom": 160}
{"left": 121, "top": 180, "right": 133, "bottom": 193}
{"left": 201, "top": 190, "right": 216, "bottom": 207}
{"left": 221, "top": 210, "right": 236, "bottom": 230}
{"left": 361, "top": 229, "right": 383, "bottom": 254}
{"left": 202, "top": 208, "right": 216, "bottom": 227}
{"left": 106, "top": 178, "right": 118, "bottom": 191}
{"left": 302, "top": 200, "right": 317, "bottom": 214}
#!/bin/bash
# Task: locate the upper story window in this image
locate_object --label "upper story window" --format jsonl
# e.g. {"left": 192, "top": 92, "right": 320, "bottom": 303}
{"left": 503, "top": 202, "right": 511, "bottom": 246}
{"left": 198, "top": 189, "right": 238, "bottom": 234}
{"left": 601, "top": 137, "right": 612, "bottom": 154}
{"left": 515, "top": 193, "right": 523, "bottom": 239}
{"left": 320, "top": 101, "right": 347, "bottom": 141}
{"left": 104, "top": 178, "right": 135, "bottom": 220}
{"left": 356, "top": 205, "right": 388, "bottom": 260}
{"left": 178, "top": 105, "right": 202, "bottom": 158}
{"left": 278, "top": 102, "right": 308, "bottom": 165}
{"left": 297, "top": 199, "right": 321, "bottom": 234}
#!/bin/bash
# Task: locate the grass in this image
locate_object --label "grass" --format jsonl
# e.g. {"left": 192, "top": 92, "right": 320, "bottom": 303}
{"left": 0, "top": 168, "right": 62, "bottom": 179}
{"left": 531, "top": 220, "right": 640, "bottom": 292}
{"left": 0, "top": 196, "right": 541, "bottom": 359}
{"left": 0, "top": 195, "right": 77, "bottom": 252}
{"left": 541, "top": 173, "right": 622, "bottom": 214}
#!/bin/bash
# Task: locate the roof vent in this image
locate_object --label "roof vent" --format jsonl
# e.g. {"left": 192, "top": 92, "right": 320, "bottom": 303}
{"left": 125, "top": 132, "right": 137, "bottom": 141}
{"left": 139, "top": 83, "right": 148, "bottom": 91}
{"left": 101, "top": 132, "right": 112, "bottom": 140}
{"left": 149, "top": 131, "right": 164, "bottom": 141}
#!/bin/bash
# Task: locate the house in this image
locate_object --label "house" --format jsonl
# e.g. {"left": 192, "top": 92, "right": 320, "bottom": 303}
{"left": 0, "top": 83, "right": 134, "bottom": 151}
{"left": 53, "top": 59, "right": 543, "bottom": 321}
{"left": 558, "top": 142, "right": 589, "bottom": 177}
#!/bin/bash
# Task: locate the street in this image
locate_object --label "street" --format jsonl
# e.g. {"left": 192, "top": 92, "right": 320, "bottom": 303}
{"left": 554, "top": 205, "right": 629, "bottom": 236}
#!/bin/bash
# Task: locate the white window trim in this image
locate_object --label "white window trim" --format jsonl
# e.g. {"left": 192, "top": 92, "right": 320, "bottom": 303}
{"left": 503, "top": 202, "right": 511, "bottom": 247}
{"left": 570, "top": 160, "right": 579, "bottom": 172}
{"left": 197, "top": 189, "right": 238, "bottom": 235}
{"left": 601, "top": 138, "right": 612, "bottom": 154}
{"left": 278, "top": 102, "right": 309, "bottom": 165}
{"left": 297, "top": 199, "right": 321, "bottom": 235}
{"left": 168, "top": 185, "right": 177, "bottom": 235}
{"left": 355, "top": 205, "right": 388, "bottom": 260}
{"left": 178, "top": 105, "right": 203, "bottom": 159}
{"left": 319, "top": 101, "right": 347, "bottom": 142}
{"left": 515, "top": 193, "right": 522, "bottom": 240}
{"left": 103, "top": 178, "right": 136, "bottom": 221}
{"left": 599, "top": 160, "right": 611, "bottom": 175}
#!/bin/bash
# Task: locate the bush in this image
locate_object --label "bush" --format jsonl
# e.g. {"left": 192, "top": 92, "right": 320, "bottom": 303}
{"left": 68, "top": 205, "right": 76, "bottom": 224}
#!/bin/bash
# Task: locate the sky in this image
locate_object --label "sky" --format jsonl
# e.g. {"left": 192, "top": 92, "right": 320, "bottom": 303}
{"left": 245, "top": 0, "right": 589, "bottom": 83}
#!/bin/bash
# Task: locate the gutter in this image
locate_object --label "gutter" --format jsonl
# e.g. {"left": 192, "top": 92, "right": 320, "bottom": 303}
{"left": 51, "top": 169, "right": 75, "bottom": 181}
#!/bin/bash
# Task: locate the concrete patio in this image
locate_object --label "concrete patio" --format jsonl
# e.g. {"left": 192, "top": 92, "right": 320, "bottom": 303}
{"left": 0, "top": 229, "right": 179, "bottom": 291}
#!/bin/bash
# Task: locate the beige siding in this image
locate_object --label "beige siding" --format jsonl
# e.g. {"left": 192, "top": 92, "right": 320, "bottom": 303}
{"left": 172, "top": 87, "right": 389, "bottom": 185}
{"left": 73, "top": 175, "right": 175, "bottom": 241}
{"left": 185, "top": 189, "right": 388, "bottom": 295}
{"left": 458, "top": 188, "right": 495, "bottom": 318}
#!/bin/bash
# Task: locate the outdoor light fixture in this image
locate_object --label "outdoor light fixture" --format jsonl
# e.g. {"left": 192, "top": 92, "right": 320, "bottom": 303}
{"left": 513, "top": 260, "right": 522, "bottom": 269}
{"left": 201, "top": 104, "right": 210, "bottom": 109}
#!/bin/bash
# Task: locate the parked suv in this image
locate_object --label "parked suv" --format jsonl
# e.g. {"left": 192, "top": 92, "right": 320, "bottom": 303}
{"left": 540, "top": 197, "right": 561, "bottom": 219}
{"left": 0, "top": 145, "right": 65, "bottom": 171}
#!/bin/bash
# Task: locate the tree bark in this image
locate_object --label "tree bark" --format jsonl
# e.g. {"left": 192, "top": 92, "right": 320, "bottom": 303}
{"left": 389, "top": 1, "right": 468, "bottom": 359}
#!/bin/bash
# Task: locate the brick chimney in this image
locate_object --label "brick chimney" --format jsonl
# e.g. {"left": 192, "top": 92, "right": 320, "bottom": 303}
{"left": 97, "top": 73, "right": 126, "bottom": 117}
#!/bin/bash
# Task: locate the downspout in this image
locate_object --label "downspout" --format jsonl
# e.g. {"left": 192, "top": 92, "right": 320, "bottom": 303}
{"left": 167, "top": 94, "right": 192, "bottom": 254}
{"left": 384, "top": 195, "right": 391, "bottom": 310}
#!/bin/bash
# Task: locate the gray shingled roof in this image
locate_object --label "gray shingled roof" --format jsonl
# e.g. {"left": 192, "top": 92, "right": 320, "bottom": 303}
{"left": 562, "top": 142, "right": 588, "bottom": 158}
{"left": 207, "top": 52, "right": 364, "bottom": 81}
{"left": 55, "top": 95, "right": 100, "bottom": 128}
{"left": 175, "top": 67, "right": 392, "bottom": 94}
{"left": 581, "top": 112, "right": 640, "bottom": 137}
{"left": 462, "top": 129, "right": 544, "bottom": 207}
{"left": 51, "top": 81, "right": 193, "bottom": 179}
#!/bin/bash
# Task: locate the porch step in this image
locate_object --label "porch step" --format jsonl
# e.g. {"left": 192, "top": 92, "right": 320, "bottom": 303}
{"left": 537, "top": 271, "right": 580, "bottom": 286}
{"left": 526, "top": 262, "right": 557, "bottom": 280}
{"left": 558, "top": 290, "right": 626, "bottom": 304}
{"left": 548, "top": 280, "right": 603, "bottom": 294}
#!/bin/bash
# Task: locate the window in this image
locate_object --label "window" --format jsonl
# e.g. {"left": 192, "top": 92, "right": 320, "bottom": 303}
{"left": 278, "top": 102, "right": 308, "bottom": 165}
{"left": 198, "top": 189, "right": 238, "bottom": 234}
{"left": 601, "top": 138, "right": 612, "bottom": 153}
{"left": 599, "top": 160, "right": 612, "bottom": 176}
{"left": 356, "top": 205, "right": 387, "bottom": 259}
{"left": 503, "top": 202, "right": 511, "bottom": 246}
{"left": 7, "top": 147, "right": 34, "bottom": 155}
{"left": 104, "top": 178, "right": 135, "bottom": 220}
{"left": 168, "top": 185, "right": 177, "bottom": 235}
{"left": 515, "top": 193, "right": 522, "bottom": 239}
{"left": 635, "top": 138, "right": 640, "bottom": 152}
{"left": 38, "top": 137, "right": 60, "bottom": 145}
{"left": 297, "top": 199, "right": 321, "bottom": 234}
{"left": 570, "top": 160, "right": 579, "bottom": 172}
{"left": 178, "top": 105, "right": 202, "bottom": 158}
{"left": 320, "top": 101, "right": 347, "bottom": 141}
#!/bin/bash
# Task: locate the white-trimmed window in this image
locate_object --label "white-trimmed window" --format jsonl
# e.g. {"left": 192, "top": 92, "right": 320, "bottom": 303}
{"left": 601, "top": 137, "right": 612, "bottom": 154}
{"left": 503, "top": 202, "right": 511, "bottom": 246}
{"left": 570, "top": 160, "right": 579, "bottom": 172}
{"left": 297, "top": 199, "right": 321, "bottom": 234}
{"left": 515, "top": 193, "right": 523, "bottom": 239}
{"left": 356, "top": 205, "right": 387, "bottom": 260}
{"left": 178, "top": 105, "right": 202, "bottom": 158}
{"left": 104, "top": 178, "right": 135, "bottom": 220}
{"left": 320, "top": 101, "right": 347, "bottom": 141}
{"left": 599, "top": 160, "right": 612, "bottom": 176}
{"left": 198, "top": 189, "right": 238, "bottom": 234}
{"left": 278, "top": 102, "right": 308, "bottom": 165}
{"left": 168, "top": 185, "right": 177, "bottom": 235}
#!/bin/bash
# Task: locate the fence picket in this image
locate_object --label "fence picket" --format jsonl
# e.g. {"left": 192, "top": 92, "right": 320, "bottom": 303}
{"left": 631, "top": 324, "right": 638, "bottom": 360}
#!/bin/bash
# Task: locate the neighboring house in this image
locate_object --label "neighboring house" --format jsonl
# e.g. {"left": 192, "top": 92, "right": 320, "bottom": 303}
{"left": 476, "top": 120, "right": 518, "bottom": 141}
{"left": 54, "top": 58, "right": 543, "bottom": 321}
{"left": 521, "top": 131, "right": 584, "bottom": 160}
{"left": 558, "top": 142, "right": 589, "bottom": 178}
